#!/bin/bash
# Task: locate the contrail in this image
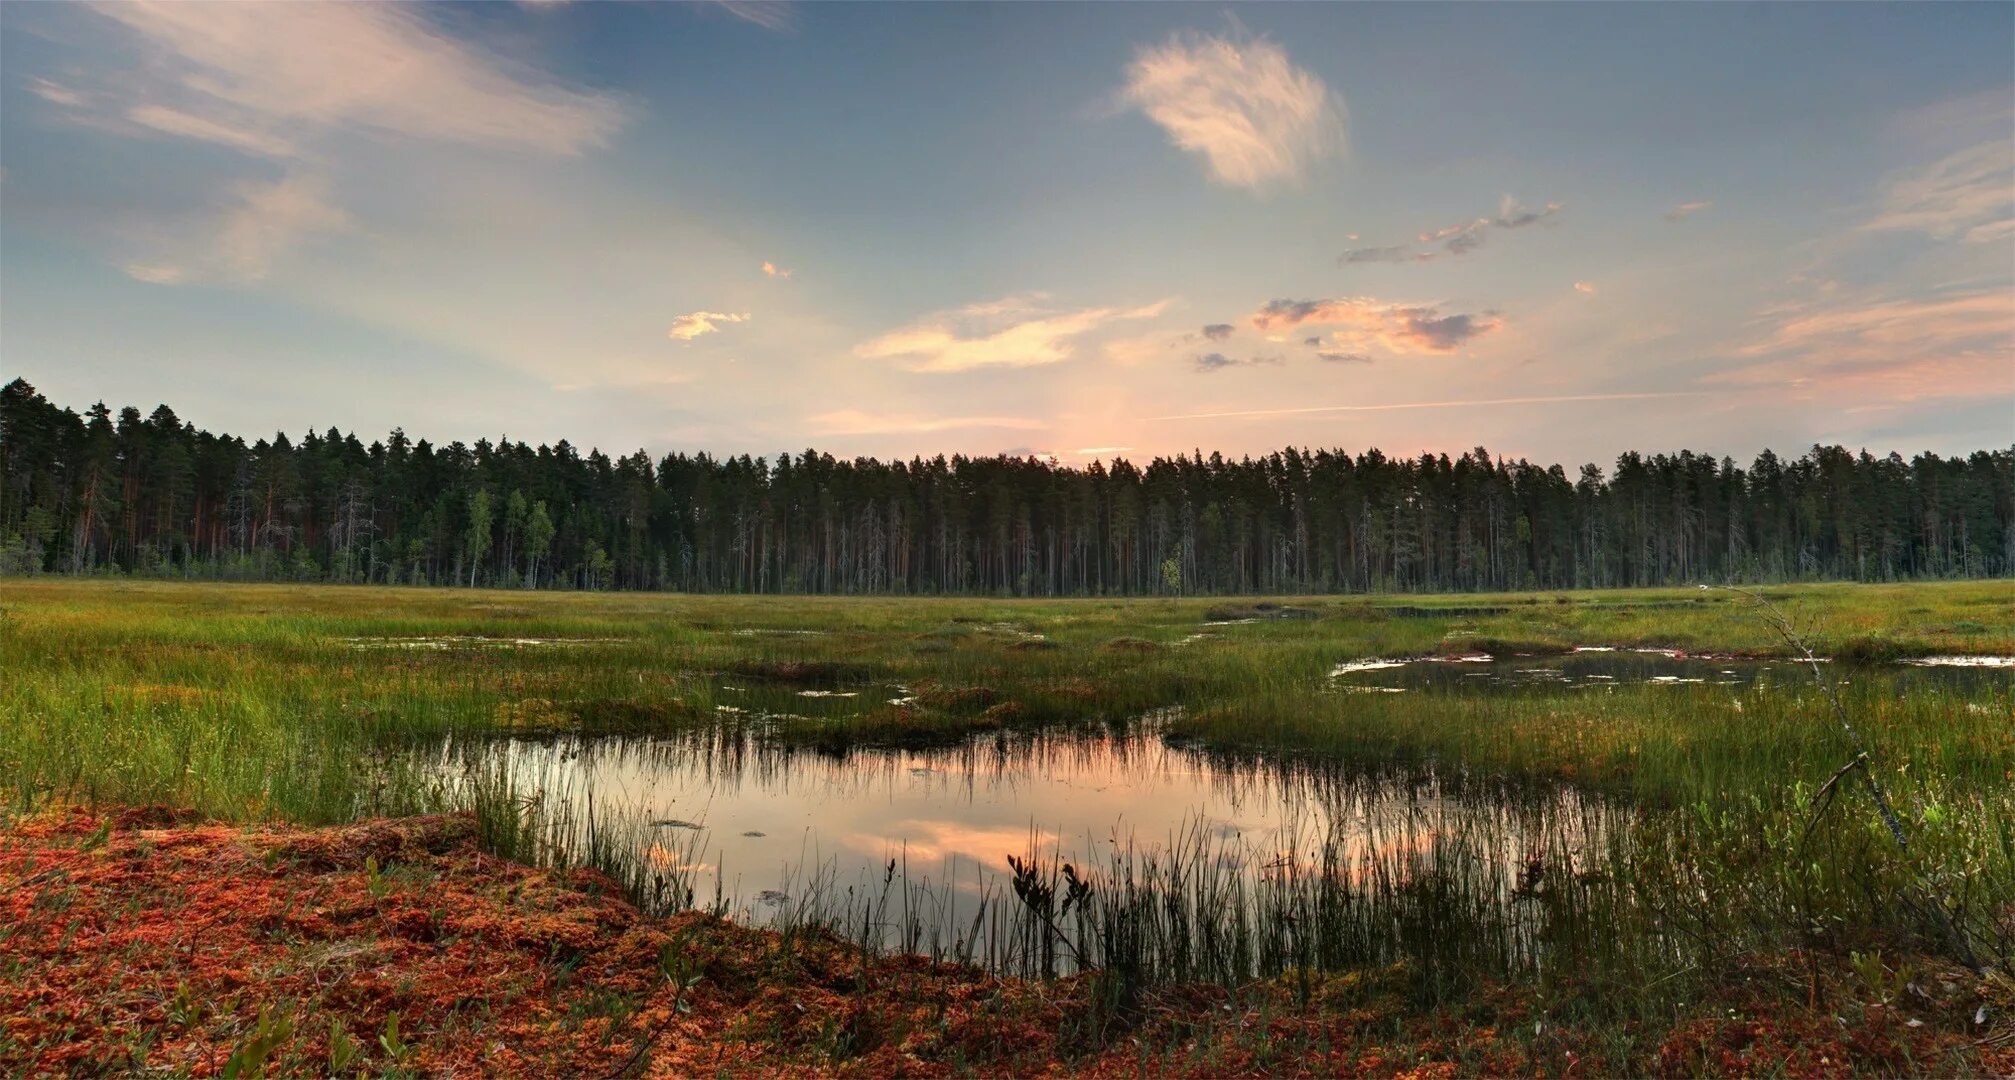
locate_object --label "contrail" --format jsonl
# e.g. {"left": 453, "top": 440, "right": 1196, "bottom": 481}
{"left": 1147, "top": 391, "right": 1711, "bottom": 422}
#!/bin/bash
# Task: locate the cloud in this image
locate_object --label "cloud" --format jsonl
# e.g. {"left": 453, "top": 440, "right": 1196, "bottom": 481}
{"left": 857, "top": 295, "right": 1169, "bottom": 372}
{"left": 1147, "top": 391, "right": 1713, "bottom": 422}
{"left": 85, "top": 3, "right": 624, "bottom": 158}
{"left": 1200, "top": 322, "right": 1234, "bottom": 341}
{"left": 1316, "top": 351, "right": 1372, "bottom": 364}
{"left": 216, "top": 173, "right": 349, "bottom": 280}
{"left": 1193, "top": 351, "right": 1281, "bottom": 372}
{"left": 761, "top": 260, "right": 793, "bottom": 278}
{"left": 668, "top": 310, "right": 752, "bottom": 342}
{"left": 807, "top": 409, "right": 1044, "bottom": 435}
{"left": 1302, "top": 336, "right": 1322, "bottom": 347}
{"left": 1074, "top": 446, "right": 1133, "bottom": 456}
{"left": 44, "top": 4, "right": 625, "bottom": 287}
{"left": 1717, "top": 287, "right": 2015, "bottom": 402}
{"left": 1340, "top": 195, "right": 1562, "bottom": 264}
{"left": 124, "top": 104, "right": 297, "bottom": 158}
{"left": 711, "top": 1, "right": 796, "bottom": 31}
{"left": 122, "top": 172, "right": 349, "bottom": 284}
{"left": 1861, "top": 138, "right": 2013, "bottom": 243}
{"left": 1663, "top": 200, "right": 1713, "bottom": 222}
{"left": 27, "top": 77, "right": 87, "bottom": 108}
{"left": 122, "top": 262, "right": 189, "bottom": 286}
{"left": 1574, "top": 281, "right": 1597, "bottom": 294}
{"left": 1251, "top": 297, "right": 1504, "bottom": 354}
{"left": 1120, "top": 30, "right": 1344, "bottom": 190}
{"left": 1339, "top": 245, "right": 1412, "bottom": 265}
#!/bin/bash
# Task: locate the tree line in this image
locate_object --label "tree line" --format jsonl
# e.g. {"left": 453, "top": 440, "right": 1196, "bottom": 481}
{"left": 2, "top": 378, "right": 2010, "bottom": 595}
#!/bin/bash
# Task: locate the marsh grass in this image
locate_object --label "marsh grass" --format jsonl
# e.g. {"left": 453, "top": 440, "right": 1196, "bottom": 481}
{"left": 2, "top": 577, "right": 2010, "bottom": 1015}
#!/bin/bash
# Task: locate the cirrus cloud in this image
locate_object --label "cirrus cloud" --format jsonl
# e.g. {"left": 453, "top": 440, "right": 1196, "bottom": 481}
{"left": 1717, "top": 287, "right": 2014, "bottom": 402}
{"left": 1120, "top": 30, "right": 1344, "bottom": 191}
{"left": 38, "top": 2, "right": 626, "bottom": 287}
{"left": 1862, "top": 137, "right": 2013, "bottom": 243}
{"left": 85, "top": 2, "right": 624, "bottom": 157}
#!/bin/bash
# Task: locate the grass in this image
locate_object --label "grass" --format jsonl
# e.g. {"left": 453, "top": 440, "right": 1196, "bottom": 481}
{"left": 2, "top": 577, "right": 2012, "bottom": 1072}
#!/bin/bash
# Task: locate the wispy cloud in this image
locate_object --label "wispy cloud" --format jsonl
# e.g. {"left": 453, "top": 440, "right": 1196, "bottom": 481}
{"left": 1251, "top": 297, "right": 1504, "bottom": 354}
{"left": 1341, "top": 195, "right": 1561, "bottom": 264}
{"left": 124, "top": 103, "right": 297, "bottom": 158}
{"left": 808, "top": 409, "right": 1044, "bottom": 435}
{"left": 43, "top": 3, "right": 624, "bottom": 285}
{"left": 1862, "top": 137, "right": 2013, "bottom": 243}
{"left": 123, "top": 172, "right": 349, "bottom": 284}
{"left": 26, "top": 77, "right": 87, "bottom": 108}
{"left": 668, "top": 310, "right": 751, "bottom": 342}
{"left": 87, "top": 3, "right": 624, "bottom": 157}
{"left": 1148, "top": 391, "right": 1712, "bottom": 422}
{"left": 1663, "top": 200, "right": 1713, "bottom": 223}
{"left": 1316, "top": 351, "right": 1371, "bottom": 364}
{"left": 857, "top": 295, "right": 1169, "bottom": 373}
{"left": 1574, "top": 281, "right": 1597, "bottom": 295}
{"left": 710, "top": 1, "right": 796, "bottom": 32}
{"left": 1200, "top": 322, "right": 1234, "bottom": 340}
{"left": 1120, "top": 30, "right": 1344, "bottom": 190}
{"left": 1193, "top": 351, "right": 1281, "bottom": 372}
{"left": 761, "top": 260, "right": 793, "bottom": 278}
{"left": 1718, "top": 287, "right": 2015, "bottom": 401}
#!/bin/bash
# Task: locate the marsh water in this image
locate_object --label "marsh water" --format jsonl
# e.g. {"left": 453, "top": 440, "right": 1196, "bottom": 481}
{"left": 442, "top": 723, "right": 1594, "bottom": 902}
{"left": 423, "top": 650, "right": 2008, "bottom": 970}
{"left": 1327, "top": 648, "right": 2014, "bottom": 692}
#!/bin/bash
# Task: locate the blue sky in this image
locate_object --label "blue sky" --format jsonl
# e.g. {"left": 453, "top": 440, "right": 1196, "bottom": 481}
{"left": 2, "top": 2, "right": 2009, "bottom": 466}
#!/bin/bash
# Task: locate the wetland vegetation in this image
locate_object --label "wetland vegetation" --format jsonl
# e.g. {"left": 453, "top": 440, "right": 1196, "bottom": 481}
{"left": 2, "top": 577, "right": 2011, "bottom": 1074}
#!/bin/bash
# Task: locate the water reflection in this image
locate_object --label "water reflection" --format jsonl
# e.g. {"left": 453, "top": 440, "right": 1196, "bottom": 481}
{"left": 434, "top": 726, "right": 1608, "bottom": 944}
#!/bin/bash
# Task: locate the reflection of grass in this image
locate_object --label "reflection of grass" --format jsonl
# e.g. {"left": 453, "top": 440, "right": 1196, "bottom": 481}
{"left": 2, "top": 578, "right": 2011, "bottom": 1042}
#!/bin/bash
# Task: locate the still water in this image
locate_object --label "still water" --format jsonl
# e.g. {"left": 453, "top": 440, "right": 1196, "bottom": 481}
{"left": 438, "top": 724, "right": 1599, "bottom": 927}
{"left": 426, "top": 651, "right": 2005, "bottom": 966}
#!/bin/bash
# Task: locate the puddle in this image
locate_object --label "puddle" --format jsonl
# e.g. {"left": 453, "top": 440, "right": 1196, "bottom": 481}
{"left": 1330, "top": 659, "right": 1411, "bottom": 675}
{"left": 344, "top": 635, "right": 625, "bottom": 650}
{"left": 1327, "top": 650, "right": 2012, "bottom": 692}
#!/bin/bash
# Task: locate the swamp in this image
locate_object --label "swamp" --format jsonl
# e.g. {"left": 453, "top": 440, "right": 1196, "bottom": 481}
{"left": 2, "top": 578, "right": 2012, "bottom": 1074}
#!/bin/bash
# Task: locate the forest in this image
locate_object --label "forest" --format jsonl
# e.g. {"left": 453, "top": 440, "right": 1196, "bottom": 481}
{"left": 2, "top": 378, "right": 2010, "bottom": 595}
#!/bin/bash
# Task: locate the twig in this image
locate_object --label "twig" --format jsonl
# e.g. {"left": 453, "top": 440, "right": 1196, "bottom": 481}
{"left": 1705, "top": 585, "right": 1910, "bottom": 849}
{"left": 1705, "top": 584, "right": 1982, "bottom": 973}
{"left": 1797, "top": 753, "right": 1868, "bottom": 849}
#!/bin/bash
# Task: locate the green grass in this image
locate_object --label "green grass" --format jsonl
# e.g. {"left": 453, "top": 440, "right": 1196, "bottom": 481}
{"left": 1, "top": 577, "right": 2010, "bottom": 1015}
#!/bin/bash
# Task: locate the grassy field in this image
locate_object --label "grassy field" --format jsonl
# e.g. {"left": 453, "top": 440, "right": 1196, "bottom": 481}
{"left": 2, "top": 577, "right": 2012, "bottom": 1073}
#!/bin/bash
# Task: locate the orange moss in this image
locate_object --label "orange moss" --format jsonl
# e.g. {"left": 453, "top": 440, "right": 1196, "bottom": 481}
{"left": 1, "top": 808, "right": 2003, "bottom": 1078}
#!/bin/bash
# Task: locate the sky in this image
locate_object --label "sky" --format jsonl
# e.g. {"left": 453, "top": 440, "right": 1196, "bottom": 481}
{"left": 2, "top": 2, "right": 2011, "bottom": 469}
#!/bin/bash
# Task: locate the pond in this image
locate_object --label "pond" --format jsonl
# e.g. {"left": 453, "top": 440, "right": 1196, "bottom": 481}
{"left": 430, "top": 723, "right": 1614, "bottom": 976}
{"left": 421, "top": 651, "right": 2007, "bottom": 979}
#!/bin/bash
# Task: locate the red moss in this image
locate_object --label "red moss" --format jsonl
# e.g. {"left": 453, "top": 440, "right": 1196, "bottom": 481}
{"left": 2, "top": 807, "right": 2002, "bottom": 1077}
